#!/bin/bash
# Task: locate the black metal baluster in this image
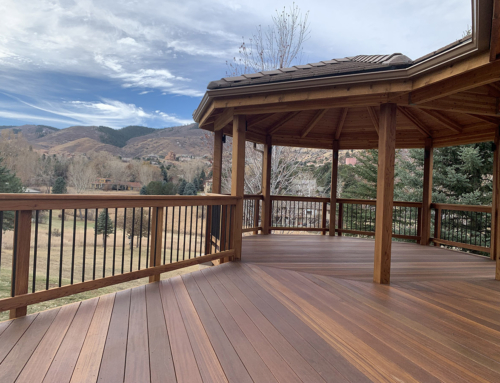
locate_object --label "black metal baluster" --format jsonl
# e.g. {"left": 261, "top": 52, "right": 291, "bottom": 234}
{"left": 11, "top": 211, "right": 19, "bottom": 297}
{"left": 113, "top": 208, "right": 117, "bottom": 276}
{"left": 138, "top": 207, "right": 143, "bottom": 270}
{"left": 122, "top": 208, "right": 127, "bottom": 274}
{"left": 177, "top": 206, "right": 181, "bottom": 261}
{"left": 130, "top": 208, "right": 135, "bottom": 272}
{"left": 189, "top": 206, "right": 193, "bottom": 259}
{"left": 183, "top": 206, "right": 188, "bottom": 260}
{"left": 194, "top": 206, "right": 199, "bottom": 258}
{"left": 170, "top": 207, "right": 175, "bottom": 263}
{"left": 71, "top": 210, "right": 76, "bottom": 284}
{"left": 59, "top": 209, "right": 65, "bottom": 287}
{"left": 93, "top": 209, "right": 98, "bottom": 280}
{"left": 163, "top": 207, "right": 168, "bottom": 264}
{"left": 103, "top": 208, "right": 108, "bottom": 277}
{"left": 32, "top": 211, "right": 39, "bottom": 293}
{"left": 83, "top": 209, "right": 87, "bottom": 282}
{"left": 200, "top": 206, "right": 205, "bottom": 257}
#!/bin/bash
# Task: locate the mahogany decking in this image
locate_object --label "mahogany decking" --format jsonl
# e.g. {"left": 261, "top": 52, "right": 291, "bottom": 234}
{"left": 0, "top": 236, "right": 499, "bottom": 382}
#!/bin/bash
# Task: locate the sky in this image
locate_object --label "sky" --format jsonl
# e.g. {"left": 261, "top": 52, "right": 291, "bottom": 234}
{"left": 0, "top": 0, "right": 472, "bottom": 129}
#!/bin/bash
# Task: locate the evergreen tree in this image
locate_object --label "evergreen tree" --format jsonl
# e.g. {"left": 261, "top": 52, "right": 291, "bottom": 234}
{"left": 177, "top": 179, "right": 187, "bottom": 195}
{"left": 200, "top": 169, "right": 206, "bottom": 181}
{"left": 193, "top": 177, "right": 201, "bottom": 191}
{"left": 140, "top": 185, "right": 148, "bottom": 195}
{"left": 95, "top": 210, "right": 114, "bottom": 246}
{"left": 0, "top": 156, "right": 23, "bottom": 231}
{"left": 144, "top": 181, "right": 176, "bottom": 195}
{"left": 160, "top": 165, "right": 169, "bottom": 182}
{"left": 52, "top": 177, "right": 67, "bottom": 194}
{"left": 183, "top": 182, "right": 197, "bottom": 195}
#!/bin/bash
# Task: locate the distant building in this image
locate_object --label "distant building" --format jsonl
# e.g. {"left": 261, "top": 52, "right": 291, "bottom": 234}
{"left": 24, "top": 188, "right": 41, "bottom": 193}
{"left": 165, "top": 152, "right": 176, "bottom": 161}
{"left": 345, "top": 157, "right": 357, "bottom": 165}
{"left": 91, "top": 179, "right": 142, "bottom": 191}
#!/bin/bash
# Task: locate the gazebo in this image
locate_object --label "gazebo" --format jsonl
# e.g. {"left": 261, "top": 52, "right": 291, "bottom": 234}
{"left": 193, "top": 0, "right": 500, "bottom": 283}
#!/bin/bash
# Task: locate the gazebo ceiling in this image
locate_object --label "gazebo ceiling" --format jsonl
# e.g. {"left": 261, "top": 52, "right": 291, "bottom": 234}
{"left": 194, "top": 0, "right": 500, "bottom": 150}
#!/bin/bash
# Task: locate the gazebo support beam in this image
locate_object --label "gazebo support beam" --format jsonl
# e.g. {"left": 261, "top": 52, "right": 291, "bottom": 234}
{"left": 491, "top": 127, "right": 500, "bottom": 280}
{"left": 212, "top": 130, "right": 223, "bottom": 194}
{"left": 374, "top": 103, "right": 397, "bottom": 284}
{"left": 231, "top": 115, "right": 246, "bottom": 260}
{"left": 329, "top": 140, "right": 339, "bottom": 236}
{"left": 420, "top": 138, "right": 434, "bottom": 245}
{"left": 262, "top": 136, "right": 272, "bottom": 235}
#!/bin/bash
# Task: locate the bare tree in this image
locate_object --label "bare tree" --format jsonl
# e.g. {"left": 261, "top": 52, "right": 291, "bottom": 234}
{"left": 227, "top": 3, "right": 310, "bottom": 76}
{"left": 69, "top": 156, "right": 96, "bottom": 194}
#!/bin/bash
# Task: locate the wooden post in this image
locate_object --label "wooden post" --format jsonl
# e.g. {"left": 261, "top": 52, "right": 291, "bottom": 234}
{"left": 329, "top": 140, "right": 339, "bottom": 236}
{"left": 231, "top": 115, "right": 246, "bottom": 260}
{"left": 212, "top": 130, "right": 223, "bottom": 194}
{"left": 338, "top": 203, "right": 343, "bottom": 236}
{"left": 149, "top": 207, "right": 164, "bottom": 283}
{"left": 492, "top": 127, "right": 500, "bottom": 280}
{"left": 262, "top": 135, "right": 272, "bottom": 235}
{"left": 373, "top": 103, "right": 397, "bottom": 285}
{"left": 252, "top": 200, "right": 260, "bottom": 235}
{"left": 420, "top": 138, "right": 434, "bottom": 245}
{"left": 10, "top": 210, "right": 32, "bottom": 318}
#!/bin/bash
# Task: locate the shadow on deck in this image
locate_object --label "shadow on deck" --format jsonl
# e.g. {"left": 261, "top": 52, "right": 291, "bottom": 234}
{"left": 0, "top": 235, "right": 499, "bottom": 382}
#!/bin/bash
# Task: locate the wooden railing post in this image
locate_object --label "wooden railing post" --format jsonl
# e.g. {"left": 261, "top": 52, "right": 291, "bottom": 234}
{"left": 338, "top": 202, "right": 343, "bottom": 236}
{"left": 231, "top": 115, "right": 246, "bottom": 260}
{"left": 433, "top": 208, "right": 442, "bottom": 246}
{"left": 262, "top": 136, "right": 272, "bottom": 235}
{"left": 149, "top": 207, "right": 164, "bottom": 283}
{"left": 329, "top": 140, "right": 339, "bottom": 236}
{"left": 322, "top": 201, "right": 327, "bottom": 235}
{"left": 10, "top": 210, "right": 32, "bottom": 319}
{"left": 253, "top": 199, "right": 260, "bottom": 235}
{"left": 420, "top": 138, "right": 433, "bottom": 245}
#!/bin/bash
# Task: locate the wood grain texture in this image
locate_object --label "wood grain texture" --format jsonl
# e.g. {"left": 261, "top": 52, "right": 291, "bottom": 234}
{"left": 420, "top": 138, "right": 433, "bottom": 245}
{"left": 231, "top": 115, "right": 246, "bottom": 259}
{"left": 329, "top": 141, "right": 339, "bottom": 236}
{"left": 2, "top": 235, "right": 499, "bottom": 382}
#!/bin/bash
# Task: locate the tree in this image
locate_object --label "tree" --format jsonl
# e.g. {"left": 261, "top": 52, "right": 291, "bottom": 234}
{"left": 193, "top": 176, "right": 201, "bottom": 191}
{"left": 177, "top": 179, "right": 187, "bottom": 195}
{"left": 143, "top": 181, "right": 176, "bottom": 195}
{"left": 227, "top": 3, "right": 310, "bottom": 75}
{"left": 52, "top": 177, "right": 67, "bottom": 194}
{"left": 0, "top": 155, "right": 23, "bottom": 231}
{"left": 69, "top": 156, "right": 96, "bottom": 193}
{"left": 160, "top": 165, "right": 169, "bottom": 182}
{"left": 140, "top": 185, "right": 148, "bottom": 195}
{"left": 95, "top": 209, "right": 114, "bottom": 245}
{"left": 183, "top": 182, "right": 197, "bottom": 195}
{"left": 122, "top": 209, "right": 149, "bottom": 248}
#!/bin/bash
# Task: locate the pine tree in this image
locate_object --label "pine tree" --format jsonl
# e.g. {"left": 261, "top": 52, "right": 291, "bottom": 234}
{"left": 183, "top": 182, "right": 197, "bottom": 195}
{"left": 140, "top": 185, "right": 148, "bottom": 195}
{"left": 200, "top": 169, "right": 206, "bottom": 181}
{"left": 52, "top": 177, "right": 67, "bottom": 194}
{"left": 193, "top": 177, "right": 201, "bottom": 191}
{"left": 0, "top": 156, "right": 23, "bottom": 231}
{"left": 95, "top": 209, "right": 114, "bottom": 245}
{"left": 160, "top": 165, "right": 168, "bottom": 182}
{"left": 177, "top": 179, "right": 187, "bottom": 195}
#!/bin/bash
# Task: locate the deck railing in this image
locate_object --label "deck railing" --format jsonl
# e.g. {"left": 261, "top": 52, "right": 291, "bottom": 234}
{"left": 0, "top": 194, "right": 238, "bottom": 318}
{"left": 243, "top": 195, "right": 492, "bottom": 254}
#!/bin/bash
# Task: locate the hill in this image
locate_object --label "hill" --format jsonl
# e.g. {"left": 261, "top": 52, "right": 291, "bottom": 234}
{"left": 0, "top": 123, "right": 209, "bottom": 158}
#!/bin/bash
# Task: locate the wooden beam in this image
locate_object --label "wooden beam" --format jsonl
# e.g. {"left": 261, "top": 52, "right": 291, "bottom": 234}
{"left": 149, "top": 207, "right": 164, "bottom": 282}
{"left": 300, "top": 109, "right": 328, "bottom": 138}
{"left": 491, "top": 0, "right": 500, "bottom": 62}
{"left": 262, "top": 136, "right": 272, "bottom": 235}
{"left": 199, "top": 103, "right": 216, "bottom": 127}
{"left": 247, "top": 114, "right": 276, "bottom": 129}
{"left": 366, "top": 106, "right": 379, "bottom": 134}
{"left": 420, "top": 138, "right": 433, "bottom": 246}
{"left": 492, "top": 127, "right": 500, "bottom": 262}
{"left": 397, "top": 107, "right": 432, "bottom": 137}
{"left": 334, "top": 108, "right": 349, "bottom": 140}
{"left": 417, "top": 109, "right": 462, "bottom": 133}
{"left": 418, "top": 93, "right": 499, "bottom": 116}
{"left": 212, "top": 130, "right": 223, "bottom": 194}
{"left": 409, "top": 60, "right": 500, "bottom": 104}
{"left": 467, "top": 114, "right": 500, "bottom": 125}
{"left": 231, "top": 115, "right": 246, "bottom": 260}
{"left": 268, "top": 111, "right": 301, "bottom": 135}
{"left": 329, "top": 141, "right": 339, "bottom": 236}
{"left": 10, "top": 210, "right": 32, "bottom": 318}
{"left": 374, "top": 103, "right": 397, "bottom": 284}
{"left": 214, "top": 107, "right": 234, "bottom": 131}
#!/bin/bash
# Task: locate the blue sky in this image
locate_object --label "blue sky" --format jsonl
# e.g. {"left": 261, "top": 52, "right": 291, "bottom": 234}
{"left": 0, "top": 0, "right": 472, "bottom": 129}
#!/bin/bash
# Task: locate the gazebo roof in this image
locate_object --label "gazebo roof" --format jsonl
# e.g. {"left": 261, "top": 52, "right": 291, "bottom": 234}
{"left": 194, "top": 0, "right": 500, "bottom": 150}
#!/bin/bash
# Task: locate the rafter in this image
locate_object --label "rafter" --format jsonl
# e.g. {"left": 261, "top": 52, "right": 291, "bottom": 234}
{"left": 419, "top": 109, "right": 463, "bottom": 134}
{"left": 300, "top": 109, "right": 329, "bottom": 138}
{"left": 366, "top": 106, "right": 379, "bottom": 134}
{"left": 397, "top": 107, "right": 432, "bottom": 137}
{"left": 409, "top": 92, "right": 499, "bottom": 116}
{"left": 214, "top": 107, "right": 234, "bottom": 131}
{"left": 247, "top": 114, "right": 276, "bottom": 129}
{"left": 268, "top": 112, "right": 301, "bottom": 135}
{"left": 334, "top": 108, "right": 349, "bottom": 140}
{"left": 468, "top": 114, "right": 500, "bottom": 125}
{"left": 409, "top": 60, "right": 500, "bottom": 104}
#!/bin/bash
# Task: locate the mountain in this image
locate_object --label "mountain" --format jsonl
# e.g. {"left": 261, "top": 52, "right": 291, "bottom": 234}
{"left": 0, "top": 123, "right": 209, "bottom": 158}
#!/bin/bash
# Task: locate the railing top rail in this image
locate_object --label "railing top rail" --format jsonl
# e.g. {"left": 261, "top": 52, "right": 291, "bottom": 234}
{"left": 271, "top": 195, "right": 330, "bottom": 203}
{"left": 338, "top": 198, "right": 423, "bottom": 208}
{"left": 431, "top": 202, "right": 492, "bottom": 213}
{"left": 0, "top": 193, "right": 240, "bottom": 211}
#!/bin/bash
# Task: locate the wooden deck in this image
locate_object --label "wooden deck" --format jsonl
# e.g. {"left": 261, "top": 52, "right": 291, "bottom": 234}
{"left": 0, "top": 236, "right": 499, "bottom": 382}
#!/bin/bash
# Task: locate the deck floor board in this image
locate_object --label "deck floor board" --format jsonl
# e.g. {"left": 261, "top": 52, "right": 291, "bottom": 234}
{"left": 0, "top": 235, "right": 499, "bottom": 382}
